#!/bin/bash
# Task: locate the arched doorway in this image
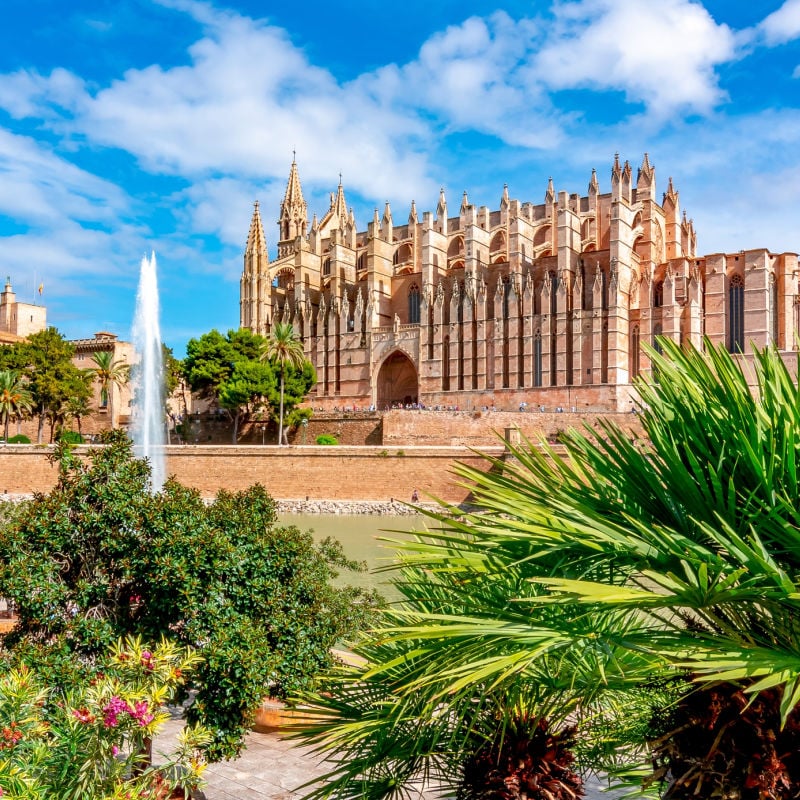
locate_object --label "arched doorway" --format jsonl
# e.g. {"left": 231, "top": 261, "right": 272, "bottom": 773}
{"left": 376, "top": 351, "right": 418, "bottom": 408}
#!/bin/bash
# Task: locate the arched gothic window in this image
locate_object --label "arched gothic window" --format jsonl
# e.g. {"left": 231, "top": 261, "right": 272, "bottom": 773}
{"left": 728, "top": 275, "right": 744, "bottom": 353}
{"left": 503, "top": 276, "right": 512, "bottom": 320}
{"left": 549, "top": 271, "right": 558, "bottom": 315}
{"left": 533, "top": 331, "right": 543, "bottom": 387}
{"left": 408, "top": 284, "right": 421, "bottom": 325}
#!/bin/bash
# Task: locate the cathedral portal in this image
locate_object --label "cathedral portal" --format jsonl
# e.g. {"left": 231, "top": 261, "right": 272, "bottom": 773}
{"left": 376, "top": 351, "right": 418, "bottom": 409}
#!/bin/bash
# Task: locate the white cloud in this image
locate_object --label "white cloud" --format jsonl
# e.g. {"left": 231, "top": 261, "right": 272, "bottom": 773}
{"left": 0, "top": 127, "right": 128, "bottom": 227}
{"left": 0, "top": 0, "right": 742, "bottom": 205}
{"left": 0, "top": 2, "right": 435, "bottom": 204}
{"left": 368, "top": 12, "right": 564, "bottom": 149}
{"left": 757, "top": 0, "right": 800, "bottom": 45}
{"left": 535, "top": 0, "right": 736, "bottom": 117}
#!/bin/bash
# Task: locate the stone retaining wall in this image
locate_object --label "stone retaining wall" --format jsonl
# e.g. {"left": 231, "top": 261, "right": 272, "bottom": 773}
{"left": 0, "top": 444, "right": 507, "bottom": 505}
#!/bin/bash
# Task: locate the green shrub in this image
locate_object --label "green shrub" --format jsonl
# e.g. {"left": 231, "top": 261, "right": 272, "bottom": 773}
{"left": 58, "top": 430, "right": 83, "bottom": 444}
{"left": 6, "top": 434, "right": 30, "bottom": 444}
{"left": 315, "top": 433, "right": 338, "bottom": 445}
{"left": 0, "top": 434, "right": 378, "bottom": 761}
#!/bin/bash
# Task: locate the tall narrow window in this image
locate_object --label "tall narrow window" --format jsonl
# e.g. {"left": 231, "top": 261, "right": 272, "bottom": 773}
{"left": 534, "top": 332, "right": 542, "bottom": 387}
{"left": 630, "top": 325, "right": 640, "bottom": 378}
{"left": 502, "top": 276, "right": 511, "bottom": 320}
{"left": 653, "top": 323, "right": 663, "bottom": 354}
{"left": 728, "top": 275, "right": 744, "bottom": 353}
{"left": 549, "top": 271, "right": 558, "bottom": 315}
{"left": 442, "top": 335, "right": 450, "bottom": 391}
{"left": 653, "top": 281, "right": 664, "bottom": 308}
{"left": 770, "top": 275, "right": 779, "bottom": 346}
{"left": 408, "top": 283, "right": 421, "bottom": 324}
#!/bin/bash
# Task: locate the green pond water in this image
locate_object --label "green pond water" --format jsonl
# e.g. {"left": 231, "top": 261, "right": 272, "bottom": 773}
{"left": 279, "top": 513, "right": 429, "bottom": 596}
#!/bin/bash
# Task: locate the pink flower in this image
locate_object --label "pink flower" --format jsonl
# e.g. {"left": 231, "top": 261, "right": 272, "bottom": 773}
{"left": 112, "top": 745, "right": 119, "bottom": 756}
{"left": 140, "top": 650, "right": 154, "bottom": 671}
{"left": 102, "top": 696, "right": 131, "bottom": 728}
{"left": 131, "top": 700, "right": 154, "bottom": 727}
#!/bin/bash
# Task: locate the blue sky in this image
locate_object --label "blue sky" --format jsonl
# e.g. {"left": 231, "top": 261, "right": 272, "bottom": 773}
{"left": 1, "top": 0, "right": 799, "bottom": 357}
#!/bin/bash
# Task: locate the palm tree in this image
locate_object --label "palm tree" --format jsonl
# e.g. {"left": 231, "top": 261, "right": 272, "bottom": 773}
{"left": 0, "top": 370, "right": 32, "bottom": 443}
{"left": 261, "top": 323, "right": 305, "bottom": 446}
{"left": 87, "top": 351, "right": 129, "bottom": 429}
{"left": 63, "top": 394, "right": 91, "bottom": 438}
{"left": 297, "top": 339, "right": 800, "bottom": 800}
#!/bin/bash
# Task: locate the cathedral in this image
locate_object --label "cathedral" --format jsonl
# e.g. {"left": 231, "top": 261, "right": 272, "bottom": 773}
{"left": 240, "top": 155, "right": 799, "bottom": 413}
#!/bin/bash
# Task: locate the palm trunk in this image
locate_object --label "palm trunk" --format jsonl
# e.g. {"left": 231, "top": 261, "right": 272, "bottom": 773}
{"left": 37, "top": 411, "right": 45, "bottom": 444}
{"left": 108, "top": 385, "right": 114, "bottom": 430}
{"left": 3, "top": 414, "right": 8, "bottom": 443}
{"left": 278, "top": 366, "right": 285, "bottom": 447}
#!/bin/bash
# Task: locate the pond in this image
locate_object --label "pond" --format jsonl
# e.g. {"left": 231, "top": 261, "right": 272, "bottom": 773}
{"left": 279, "top": 513, "right": 431, "bottom": 596}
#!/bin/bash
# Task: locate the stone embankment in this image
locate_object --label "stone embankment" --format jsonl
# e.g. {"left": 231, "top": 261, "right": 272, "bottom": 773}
{"left": 276, "top": 499, "right": 440, "bottom": 515}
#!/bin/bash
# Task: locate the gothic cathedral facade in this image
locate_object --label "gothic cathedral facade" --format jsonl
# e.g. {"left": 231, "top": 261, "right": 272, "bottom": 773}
{"left": 240, "top": 155, "right": 799, "bottom": 412}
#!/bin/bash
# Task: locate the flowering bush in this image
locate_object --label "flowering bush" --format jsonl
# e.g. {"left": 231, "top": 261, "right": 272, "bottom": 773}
{"left": 0, "top": 637, "right": 211, "bottom": 799}
{"left": 0, "top": 435, "right": 379, "bottom": 760}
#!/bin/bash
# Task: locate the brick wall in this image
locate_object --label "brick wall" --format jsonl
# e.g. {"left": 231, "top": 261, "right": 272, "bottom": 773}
{"left": 382, "top": 409, "right": 645, "bottom": 447}
{"left": 0, "top": 445, "right": 506, "bottom": 505}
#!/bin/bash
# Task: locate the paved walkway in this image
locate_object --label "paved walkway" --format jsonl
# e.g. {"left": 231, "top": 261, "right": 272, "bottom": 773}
{"left": 157, "top": 718, "right": 620, "bottom": 800}
{"left": 157, "top": 717, "right": 444, "bottom": 799}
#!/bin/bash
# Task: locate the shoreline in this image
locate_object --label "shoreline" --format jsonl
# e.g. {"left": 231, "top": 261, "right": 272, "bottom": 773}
{"left": 2, "top": 494, "right": 442, "bottom": 516}
{"left": 276, "top": 499, "right": 441, "bottom": 515}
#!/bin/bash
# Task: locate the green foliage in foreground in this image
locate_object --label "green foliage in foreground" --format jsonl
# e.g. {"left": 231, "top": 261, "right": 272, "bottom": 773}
{"left": 295, "top": 340, "right": 800, "bottom": 800}
{"left": 0, "top": 435, "right": 379, "bottom": 761}
{"left": 0, "top": 637, "right": 210, "bottom": 800}
{"left": 315, "top": 434, "right": 338, "bottom": 446}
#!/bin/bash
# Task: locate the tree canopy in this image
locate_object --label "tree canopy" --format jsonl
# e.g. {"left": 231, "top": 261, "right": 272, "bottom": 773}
{"left": 184, "top": 327, "right": 314, "bottom": 442}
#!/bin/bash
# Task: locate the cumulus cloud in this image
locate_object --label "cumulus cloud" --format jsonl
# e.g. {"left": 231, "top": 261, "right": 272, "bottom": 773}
{"left": 534, "top": 0, "right": 736, "bottom": 116}
{"left": 0, "top": 1, "right": 435, "bottom": 204}
{"left": 756, "top": 0, "right": 800, "bottom": 45}
{"left": 0, "top": 0, "right": 741, "bottom": 202}
{"left": 0, "top": 127, "right": 128, "bottom": 227}
{"left": 361, "top": 12, "right": 564, "bottom": 149}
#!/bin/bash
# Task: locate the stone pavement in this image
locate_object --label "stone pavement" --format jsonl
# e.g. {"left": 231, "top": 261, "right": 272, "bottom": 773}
{"left": 157, "top": 717, "right": 620, "bottom": 800}
{"left": 156, "top": 717, "right": 438, "bottom": 799}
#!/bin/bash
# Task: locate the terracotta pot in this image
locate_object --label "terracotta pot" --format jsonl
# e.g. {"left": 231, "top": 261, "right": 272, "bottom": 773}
{"left": 252, "top": 697, "right": 296, "bottom": 732}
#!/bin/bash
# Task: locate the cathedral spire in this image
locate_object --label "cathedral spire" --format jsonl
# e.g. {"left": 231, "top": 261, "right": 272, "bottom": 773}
{"left": 460, "top": 190, "right": 469, "bottom": 214}
{"left": 278, "top": 156, "right": 308, "bottom": 256}
{"left": 588, "top": 168, "right": 599, "bottom": 196}
{"left": 612, "top": 153, "right": 621, "bottom": 182}
{"left": 545, "top": 177, "right": 555, "bottom": 205}
{"left": 282, "top": 157, "right": 306, "bottom": 216}
{"left": 436, "top": 187, "right": 447, "bottom": 233}
{"left": 245, "top": 200, "right": 268, "bottom": 257}
{"left": 332, "top": 174, "right": 348, "bottom": 227}
{"left": 408, "top": 199, "right": 418, "bottom": 226}
{"left": 500, "top": 183, "right": 510, "bottom": 209}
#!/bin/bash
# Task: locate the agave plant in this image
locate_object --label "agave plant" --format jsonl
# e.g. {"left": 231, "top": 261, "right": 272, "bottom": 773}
{"left": 296, "top": 339, "right": 800, "bottom": 800}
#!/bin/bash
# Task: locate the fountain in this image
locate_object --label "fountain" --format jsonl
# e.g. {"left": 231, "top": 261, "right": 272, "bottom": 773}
{"left": 131, "top": 252, "right": 166, "bottom": 492}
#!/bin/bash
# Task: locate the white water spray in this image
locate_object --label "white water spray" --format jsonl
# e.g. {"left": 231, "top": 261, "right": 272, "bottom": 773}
{"left": 131, "top": 252, "right": 166, "bottom": 492}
